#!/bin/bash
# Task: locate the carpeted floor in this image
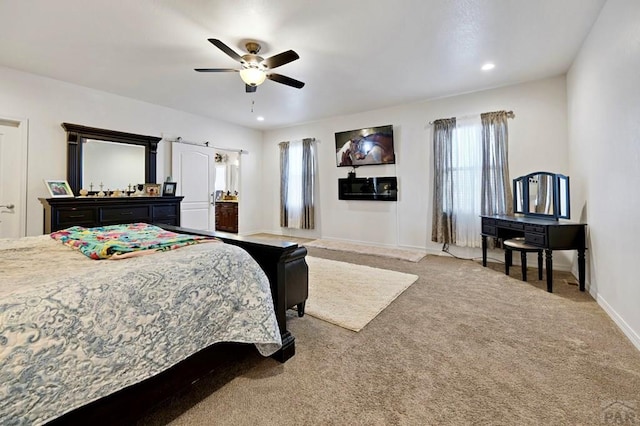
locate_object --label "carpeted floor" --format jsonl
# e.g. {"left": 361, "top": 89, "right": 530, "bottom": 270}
{"left": 138, "top": 247, "right": 640, "bottom": 425}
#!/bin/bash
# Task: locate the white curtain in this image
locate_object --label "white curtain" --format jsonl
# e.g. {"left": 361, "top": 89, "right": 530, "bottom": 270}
{"left": 451, "top": 116, "right": 483, "bottom": 247}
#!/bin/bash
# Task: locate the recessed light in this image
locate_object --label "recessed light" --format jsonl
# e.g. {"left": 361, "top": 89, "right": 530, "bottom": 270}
{"left": 257, "top": 116, "right": 265, "bottom": 121}
{"left": 481, "top": 63, "right": 495, "bottom": 71}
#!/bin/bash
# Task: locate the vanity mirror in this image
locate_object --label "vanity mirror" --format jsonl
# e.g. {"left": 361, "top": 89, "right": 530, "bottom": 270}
{"left": 62, "top": 123, "right": 160, "bottom": 195}
{"left": 513, "top": 171, "right": 570, "bottom": 220}
{"left": 214, "top": 150, "right": 240, "bottom": 196}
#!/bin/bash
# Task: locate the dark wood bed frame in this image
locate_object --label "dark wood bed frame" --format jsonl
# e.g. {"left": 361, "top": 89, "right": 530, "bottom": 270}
{"left": 47, "top": 226, "right": 308, "bottom": 425}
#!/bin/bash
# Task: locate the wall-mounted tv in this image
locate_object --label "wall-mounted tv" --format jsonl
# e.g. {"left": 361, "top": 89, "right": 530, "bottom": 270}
{"left": 335, "top": 124, "right": 395, "bottom": 167}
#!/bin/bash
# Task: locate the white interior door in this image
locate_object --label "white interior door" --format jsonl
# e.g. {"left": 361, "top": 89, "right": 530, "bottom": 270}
{"left": 171, "top": 142, "right": 215, "bottom": 231}
{"left": 0, "top": 118, "right": 27, "bottom": 238}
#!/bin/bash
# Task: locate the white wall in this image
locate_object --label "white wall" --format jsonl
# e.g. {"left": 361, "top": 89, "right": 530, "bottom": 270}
{"left": 566, "top": 0, "right": 640, "bottom": 348}
{"left": 0, "top": 65, "right": 263, "bottom": 236}
{"left": 263, "top": 76, "right": 570, "bottom": 259}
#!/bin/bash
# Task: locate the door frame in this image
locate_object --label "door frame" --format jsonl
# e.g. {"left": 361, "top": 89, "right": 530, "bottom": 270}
{"left": 0, "top": 115, "right": 28, "bottom": 237}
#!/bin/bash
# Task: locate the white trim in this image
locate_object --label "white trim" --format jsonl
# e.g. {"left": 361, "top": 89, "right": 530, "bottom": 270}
{"left": 596, "top": 292, "right": 640, "bottom": 352}
{"left": 0, "top": 115, "right": 28, "bottom": 237}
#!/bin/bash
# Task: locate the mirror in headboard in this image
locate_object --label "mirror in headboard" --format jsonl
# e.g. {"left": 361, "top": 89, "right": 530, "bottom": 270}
{"left": 513, "top": 171, "right": 570, "bottom": 220}
{"left": 62, "top": 123, "right": 161, "bottom": 194}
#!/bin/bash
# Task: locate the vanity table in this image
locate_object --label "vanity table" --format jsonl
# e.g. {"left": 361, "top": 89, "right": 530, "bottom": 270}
{"left": 481, "top": 171, "right": 587, "bottom": 293}
{"left": 481, "top": 215, "right": 586, "bottom": 292}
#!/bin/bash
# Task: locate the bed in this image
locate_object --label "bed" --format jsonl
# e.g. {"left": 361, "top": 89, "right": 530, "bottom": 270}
{"left": 0, "top": 223, "right": 307, "bottom": 425}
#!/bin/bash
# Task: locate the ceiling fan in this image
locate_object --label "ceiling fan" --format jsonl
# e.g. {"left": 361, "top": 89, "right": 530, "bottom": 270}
{"left": 195, "top": 38, "right": 305, "bottom": 93}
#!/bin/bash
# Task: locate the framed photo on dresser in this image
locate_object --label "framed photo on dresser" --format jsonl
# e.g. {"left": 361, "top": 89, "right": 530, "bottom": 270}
{"left": 44, "top": 180, "right": 74, "bottom": 198}
{"left": 162, "top": 182, "right": 177, "bottom": 196}
{"left": 143, "top": 183, "right": 162, "bottom": 197}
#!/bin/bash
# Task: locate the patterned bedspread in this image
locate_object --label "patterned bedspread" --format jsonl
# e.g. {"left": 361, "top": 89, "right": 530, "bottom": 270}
{"left": 0, "top": 235, "right": 282, "bottom": 425}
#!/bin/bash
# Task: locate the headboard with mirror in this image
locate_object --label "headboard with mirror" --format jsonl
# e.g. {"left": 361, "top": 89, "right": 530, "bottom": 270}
{"left": 513, "top": 171, "right": 570, "bottom": 220}
{"left": 62, "top": 123, "right": 160, "bottom": 195}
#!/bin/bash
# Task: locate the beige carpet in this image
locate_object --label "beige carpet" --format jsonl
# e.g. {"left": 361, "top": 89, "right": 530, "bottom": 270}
{"left": 304, "top": 256, "right": 418, "bottom": 331}
{"left": 139, "top": 249, "right": 640, "bottom": 426}
{"left": 305, "top": 238, "right": 427, "bottom": 262}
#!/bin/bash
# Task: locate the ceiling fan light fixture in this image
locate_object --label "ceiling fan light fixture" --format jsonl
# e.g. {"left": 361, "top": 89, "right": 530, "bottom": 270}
{"left": 239, "top": 67, "right": 267, "bottom": 86}
{"left": 197, "top": 39, "right": 304, "bottom": 91}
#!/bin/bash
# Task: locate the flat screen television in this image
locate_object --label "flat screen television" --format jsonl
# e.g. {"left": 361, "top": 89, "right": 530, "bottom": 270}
{"left": 335, "top": 125, "right": 395, "bottom": 167}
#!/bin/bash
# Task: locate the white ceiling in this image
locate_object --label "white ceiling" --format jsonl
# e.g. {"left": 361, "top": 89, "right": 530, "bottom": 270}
{"left": 0, "top": 0, "right": 606, "bottom": 130}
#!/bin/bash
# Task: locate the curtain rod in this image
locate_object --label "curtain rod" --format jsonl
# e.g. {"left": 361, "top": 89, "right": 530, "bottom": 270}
{"left": 428, "top": 110, "right": 515, "bottom": 125}
{"left": 277, "top": 137, "right": 318, "bottom": 146}
{"left": 165, "top": 137, "right": 248, "bottom": 154}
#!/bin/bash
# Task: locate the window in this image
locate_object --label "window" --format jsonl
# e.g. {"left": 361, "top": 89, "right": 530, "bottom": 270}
{"left": 279, "top": 138, "right": 316, "bottom": 229}
{"left": 432, "top": 111, "right": 512, "bottom": 248}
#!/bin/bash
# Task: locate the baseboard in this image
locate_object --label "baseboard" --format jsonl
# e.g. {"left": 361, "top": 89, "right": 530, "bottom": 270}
{"left": 262, "top": 228, "right": 320, "bottom": 240}
{"left": 596, "top": 294, "right": 640, "bottom": 352}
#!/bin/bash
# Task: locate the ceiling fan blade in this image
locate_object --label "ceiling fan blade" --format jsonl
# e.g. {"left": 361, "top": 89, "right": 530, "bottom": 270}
{"left": 267, "top": 73, "right": 305, "bottom": 89}
{"left": 245, "top": 84, "right": 257, "bottom": 93}
{"left": 262, "top": 50, "right": 299, "bottom": 69}
{"left": 208, "top": 38, "right": 244, "bottom": 63}
{"left": 194, "top": 68, "right": 239, "bottom": 72}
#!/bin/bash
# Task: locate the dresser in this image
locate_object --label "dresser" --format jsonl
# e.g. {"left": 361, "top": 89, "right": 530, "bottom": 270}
{"left": 39, "top": 196, "right": 183, "bottom": 233}
{"left": 215, "top": 201, "right": 238, "bottom": 233}
{"left": 481, "top": 215, "right": 587, "bottom": 292}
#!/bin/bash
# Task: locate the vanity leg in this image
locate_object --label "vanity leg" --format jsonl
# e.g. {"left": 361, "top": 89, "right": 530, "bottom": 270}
{"left": 520, "top": 251, "right": 528, "bottom": 281}
{"left": 578, "top": 249, "right": 586, "bottom": 292}
{"left": 545, "top": 249, "right": 553, "bottom": 293}
{"left": 482, "top": 235, "right": 488, "bottom": 267}
{"left": 537, "top": 251, "right": 543, "bottom": 280}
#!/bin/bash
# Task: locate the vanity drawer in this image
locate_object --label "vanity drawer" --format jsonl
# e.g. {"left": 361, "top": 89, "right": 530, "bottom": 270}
{"left": 525, "top": 233, "right": 546, "bottom": 246}
{"left": 498, "top": 219, "right": 524, "bottom": 231}
{"left": 100, "top": 206, "right": 151, "bottom": 222}
{"left": 481, "top": 217, "right": 496, "bottom": 226}
{"left": 482, "top": 224, "right": 497, "bottom": 236}
{"left": 57, "top": 208, "right": 97, "bottom": 225}
{"left": 481, "top": 217, "right": 497, "bottom": 236}
{"left": 525, "top": 224, "right": 545, "bottom": 234}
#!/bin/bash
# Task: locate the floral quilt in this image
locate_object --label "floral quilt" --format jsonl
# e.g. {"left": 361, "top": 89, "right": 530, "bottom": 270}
{"left": 50, "top": 222, "right": 217, "bottom": 259}
{"left": 0, "top": 235, "right": 281, "bottom": 425}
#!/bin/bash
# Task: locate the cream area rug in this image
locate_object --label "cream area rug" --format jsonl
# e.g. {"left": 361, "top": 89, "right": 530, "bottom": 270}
{"left": 304, "top": 256, "right": 418, "bottom": 331}
{"left": 305, "top": 239, "right": 426, "bottom": 262}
